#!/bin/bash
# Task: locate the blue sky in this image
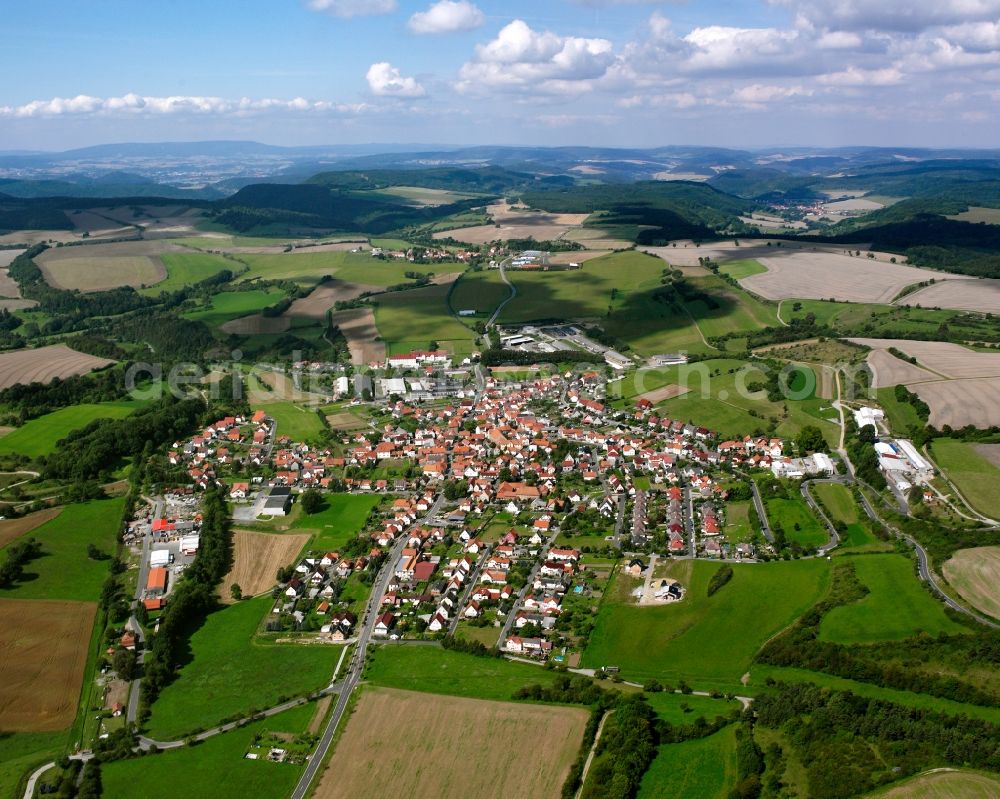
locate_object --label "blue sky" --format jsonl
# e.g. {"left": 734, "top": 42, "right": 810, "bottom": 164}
{"left": 3, "top": 0, "right": 999, "bottom": 150}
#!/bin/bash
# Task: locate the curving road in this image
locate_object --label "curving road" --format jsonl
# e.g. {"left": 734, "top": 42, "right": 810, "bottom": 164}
{"left": 486, "top": 259, "right": 516, "bottom": 329}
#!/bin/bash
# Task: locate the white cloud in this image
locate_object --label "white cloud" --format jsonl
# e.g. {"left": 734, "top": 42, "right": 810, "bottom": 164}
{"left": 0, "top": 93, "right": 371, "bottom": 118}
{"left": 731, "top": 83, "right": 812, "bottom": 104}
{"left": 817, "top": 66, "right": 904, "bottom": 86}
{"left": 777, "top": 0, "right": 1000, "bottom": 32}
{"left": 306, "top": 0, "right": 396, "bottom": 18}
{"left": 940, "top": 21, "right": 1000, "bottom": 51}
{"left": 366, "top": 62, "right": 427, "bottom": 97}
{"left": 457, "top": 20, "right": 615, "bottom": 94}
{"left": 682, "top": 26, "right": 805, "bottom": 74}
{"left": 408, "top": 1, "right": 484, "bottom": 34}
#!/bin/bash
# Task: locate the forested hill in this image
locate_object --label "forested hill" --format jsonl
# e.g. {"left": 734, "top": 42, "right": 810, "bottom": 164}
{"left": 306, "top": 165, "right": 568, "bottom": 193}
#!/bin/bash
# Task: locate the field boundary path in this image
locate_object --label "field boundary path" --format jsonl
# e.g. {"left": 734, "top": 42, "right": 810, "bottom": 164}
{"left": 575, "top": 711, "right": 611, "bottom": 799}
{"left": 486, "top": 258, "right": 516, "bottom": 328}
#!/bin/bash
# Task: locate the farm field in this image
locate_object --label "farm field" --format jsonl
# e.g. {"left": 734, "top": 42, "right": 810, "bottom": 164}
{"left": 258, "top": 401, "right": 326, "bottom": 442}
{"left": 581, "top": 559, "right": 830, "bottom": 691}
{"left": 898, "top": 278, "right": 1000, "bottom": 314}
{"left": 365, "top": 644, "right": 560, "bottom": 701}
{"left": 0, "top": 399, "right": 147, "bottom": 457}
{"left": 182, "top": 288, "right": 286, "bottom": 328}
{"left": 374, "top": 185, "right": 484, "bottom": 206}
{"left": 719, "top": 259, "right": 767, "bottom": 280}
{"left": 449, "top": 268, "right": 510, "bottom": 315}
{"left": 637, "top": 724, "right": 737, "bottom": 799}
{"left": 102, "top": 703, "right": 314, "bottom": 799}
{"left": 38, "top": 255, "right": 164, "bottom": 292}
{"left": 0, "top": 498, "right": 125, "bottom": 601}
{"left": 0, "top": 344, "right": 115, "bottom": 392}
{"left": 680, "top": 272, "right": 780, "bottom": 340}
{"left": 867, "top": 348, "right": 939, "bottom": 388}
{"left": 433, "top": 201, "right": 589, "bottom": 244}
{"left": 145, "top": 595, "right": 337, "bottom": 740}
{"left": 315, "top": 687, "right": 587, "bottom": 799}
{"left": 749, "top": 665, "right": 1000, "bottom": 724}
{"left": 865, "top": 770, "right": 1000, "bottom": 799}
{"left": 0, "top": 598, "right": 96, "bottom": 731}
{"left": 329, "top": 307, "right": 384, "bottom": 365}
{"left": 943, "top": 547, "right": 1000, "bottom": 620}
{"left": 220, "top": 530, "right": 310, "bottom": 602}
{"left": 0, "top": 506, "right": 62, "bottom": 548}
{"left": 908, "top": 378, "right": 1000, "bottom": 428}
{"left": 373, "top": 280, "right": 477, "bottom": 356}
{"left": 284, "top": 279, "right": 378, "bottom": 319}
{"left": 739, "top": 251, "right": 958, "bottom": 303}
{"left": 291, "top": 494, "right": 381, "bottom": 551}
{"left": 819, "top": 554, "right": 967, "bottom": 644}
{"left": 148, "top": 251, "right": 236, "bottom": 294}
{"left": 930, "top": 439, "right": 1000, "bottom": 519}
{"left": 766, "top": 496, "right": 828, "bottom": 548}
{"left": 237, "top": 251, "right": 369, "bottom": 284}
{"left": 850, "top": 339, "right": 1000, "bottom": 380}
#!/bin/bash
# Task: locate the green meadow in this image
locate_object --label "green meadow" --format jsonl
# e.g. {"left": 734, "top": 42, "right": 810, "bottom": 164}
{"left": 637, "top": 724, "right": 738, "bottom": 799}
{"left": 182, "top": 288, "right": 286, "bottom": 328}
{"left": 0, "top": 498, "right": 125, "bottom": 601}
{"left": 930, "top": 438, "right": 1000, "bottom": 519}
{"left": 145, "top": 596, "right": 336, "bottom": 740}
{"left": 374, "top": 281, "right": 478, "bottom": 356}
{"left": 292, "top": 494, "right": 382, "bottom": 552}
{"left": 0, "top": 400, "right": 148, "bottom": 458}
{"left": 819, "top": 554, "right": 967, "bottom": 644}
{"left": 257, "top": 401, "right": 326, "bottom": 442}
{"left": 766, "top": 496, "right": 829, "bottom": 548}
{"left": 582, "top": 559, "right": 830, "bottom": 691}
{"left": 146, "top": 252, "right": 237, "bottom": 295}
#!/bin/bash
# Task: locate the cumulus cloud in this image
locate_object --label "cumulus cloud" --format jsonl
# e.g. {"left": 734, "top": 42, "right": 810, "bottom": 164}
{"left": 306, "top": 0, "right": 396, "bottom": 18}
{"left": 408, "top": 1, "right": 484, "bottom": 34}
{"left": 817, "top": 66, "right": 904, "bottom": 86}
{"left": 731, "top": 83, "right": 812, "bottom": 104}
{"left": 457, "top": 20, "right": 615, "bottom": 94}
{"left": 0, "top": 93, "right": 371, "bottom": 118}
{"left": 366, "top": 62, "right": 427, "bottom": 97}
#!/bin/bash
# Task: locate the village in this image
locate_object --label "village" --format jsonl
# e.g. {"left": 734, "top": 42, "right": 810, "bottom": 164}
{"left": 113, "top": 357, "right": 870, "bottom": 668}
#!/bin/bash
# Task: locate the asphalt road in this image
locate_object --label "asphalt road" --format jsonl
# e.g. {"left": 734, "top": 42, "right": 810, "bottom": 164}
{"left": 800, "top": 478, "right": 842, "bottom": 555}
{"left": 749, "top": 480, "right": 774, "bottom": 544}
{"left": 486, "top": 259, "right": 516, "bottom": 329}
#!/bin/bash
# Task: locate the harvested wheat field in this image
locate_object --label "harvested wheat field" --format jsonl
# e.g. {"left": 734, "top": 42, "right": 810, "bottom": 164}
{"left": 867, "top": 349, "right": 939, "bottom": 388}
{"left": 332, "top": 307, "right": 385, "bottom": 365}
{"left": 643, "top": 240, "right": 781, "bottom": 267}
{"left": 435, "top": 201, "right": 590, "bottom": 245}
{"left": 66, "top": 210, "right": 135, "bottom": 237}
{"left": 0, "top": 344, "right": 115, "bottom": 390}
{"left": 547, "top": 250, "right": 612, "bottom": 265}
{"left": 851, "top": 339, "right": 1000, "bottom": 379}
{"left": 638, "top": 384, "right": 691, "bottom": 404}
{"left": 38, "top": 255, "right": 166, "bottom": 292}
{"left": 740, "top": 252, "right": 954, "bottom": 304}
{"left": 0, "top": 598, "right": 97, "bottom": 731}
{"left": 315, "top": 687, "right": 587, "bottom": 799}
{"left": 220, "top": 530, "right": 310, "bottom": 602}
{"left": 286, "top": 280, "right": 380, "bottom": 320}
{"left": 898, "top": 279, "right": 1000, "bottom": 314}
{"left": 868, "top": 769, "right": 1000, "bottom": 799}
{"left": 0, "top": 506, "right": 62, "bottom": 549}
{"left": 908, "top": 378, "right": 1000, "bottom": 428}
{"left": 219, "top": 314, "right": 291, "bottom": 335}
{"left": 976, "top": 443, "right": 1000, "bottom": 469}
{"left": 943, "top": 547, "right": 1000, "bottom": 620}
{"left": 0, "top": 249, "right": 25, "bottom": 268}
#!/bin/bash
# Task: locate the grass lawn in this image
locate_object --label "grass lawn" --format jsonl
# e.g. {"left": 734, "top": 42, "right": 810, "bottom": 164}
{"left": 0, "top": 498, "right": 124, "bottom": 601}
{"left": 0, "top": 730, "right": 69, "bottom": 799}
{"left": 449, "top": 269, "right": 510, "bottom": 315}
{"left": 0, "top": 400, "right": 148, "bottom": 458}
{"left": 724, "top": 501, "right": 754, "bottom": 543}
{"left": 292, "top": 494, "right": 382, "bottom": 552}
{"left": 145, "top": 596, "right": 337, "bottom": 740}
{"left": 930, "top": 438, "right": 1000, "bottom": 519}
{"left": 373, "top": 281, "right": 477, "bottom": 356}
{"left": 182, "top": 288, "right": 286, "bottom": 328}
{"left": 812, "top": 482, "right": 889, "bottom": 554}
{"left": 765, "top": 496, "right": 828, "bottom": 548}
{"left": 334, "top": 258, "right": 456, "bottom": 287}
{"left": 365, "top": 644, "right": 559, "bottom": 701}
{"left": 637, "top": 723, "right": 737, "bottom": 799}
{"left": 581, "top": 559, "right": 830, "bottom": 692}
{"left": 238, "top": 251, "right": 369, "bottom": 285}
{"left": 103, "top": 703, "right": 314, "bottom": 799}
{"left": 456, "top": 624, "right": 501, "bottom": 648}
{"left": 617, "top": 359, "right": 840, "bottom": 449}
{"left": 720, "top": 259, "right": 767, "bottom": 280}
{"left": 144, "top": 252, "right": 236, "bottom": 295}
{"left": 258, "top": 401, "right": 326, "bottom": 442}
{"left": 819, "top": 554, "right": 968, "bottom": 644}
{"left": 642, "top": 691, "right": 740, "bottom": 726}
{"left": 749, "top": 666, "right": 1000, "bottom": 724}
